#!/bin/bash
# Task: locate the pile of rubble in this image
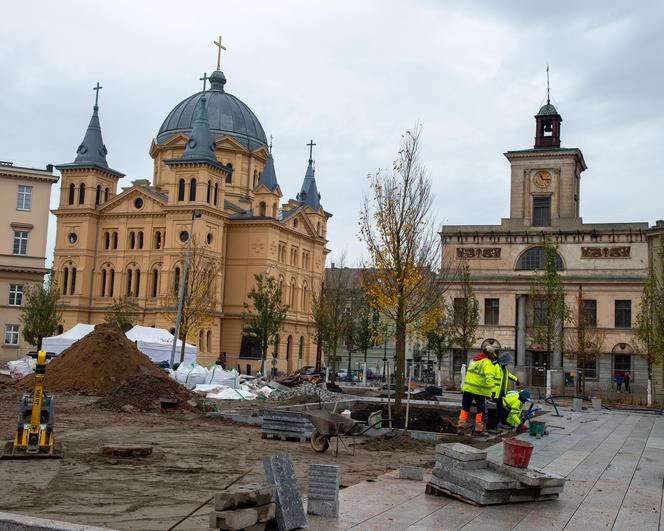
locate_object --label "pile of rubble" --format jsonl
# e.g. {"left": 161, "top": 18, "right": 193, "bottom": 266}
{"left": 268, "top": 381, "right": 341, "bottom": 402}
{"left": 273, "top": 371, "right": 321, "bottom": 387}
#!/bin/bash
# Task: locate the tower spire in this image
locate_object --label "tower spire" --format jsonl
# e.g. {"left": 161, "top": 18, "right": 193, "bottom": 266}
{"left": 181, "top": 93, "right": 218, "bottom": 163}
{"left": 93, "top": 82, "right": 102, "bottom": 108}
{"left": 297, "top": 140, "right": 322, "bottom": 210}
{"left": 307, "top": 139, "right": 316, "bottom": 164}
{"left": 546, "top": 64, "right": 550, "bottom": 105}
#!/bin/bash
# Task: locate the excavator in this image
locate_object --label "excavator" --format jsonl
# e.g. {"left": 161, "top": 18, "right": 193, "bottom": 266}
{"left": 2, "top": 350, "right": 63, "bottom": 459}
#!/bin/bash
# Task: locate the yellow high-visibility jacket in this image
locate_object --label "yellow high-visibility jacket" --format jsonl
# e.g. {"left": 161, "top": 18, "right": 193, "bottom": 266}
{"left": 492, "top": 363, "right": 518, "bottom": 397}
{"left": 502, "top": 391, "right": 524, "bottom": 426}
{"left": 462, "top": 356, "right": 495, "bottom": 397}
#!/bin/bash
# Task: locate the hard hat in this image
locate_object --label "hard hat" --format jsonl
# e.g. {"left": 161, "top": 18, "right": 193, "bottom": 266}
{"left": 484, "top": 345, "right": 496, "bottom": 356}
{"left": 518, "top": 389, "right": 531, "bottom": 402}
{"left": 498, "top": 353, "right": 513, "bottom": 366}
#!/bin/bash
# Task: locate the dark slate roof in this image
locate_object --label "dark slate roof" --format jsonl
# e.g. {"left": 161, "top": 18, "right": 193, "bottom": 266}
{"left": 536, "top": 102, "right": 559, "bottom": 116}
{"left": 258, "top": 152, "right": 279, "bottom": 192}
{"left": 296, "top": 160, "right": 322, "bottom": 210}
{"left": 56, "top": 105, "right": 124, "bottom": 178}
{"left": 181, "top": 95, "right": 218, "bottom": 163}
{"left": 157, "top": 70, "right": 268, "bottom": 151}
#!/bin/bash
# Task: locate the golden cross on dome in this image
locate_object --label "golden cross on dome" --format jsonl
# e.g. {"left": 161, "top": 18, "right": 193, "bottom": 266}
{"left": 213, "top": 35, "right": 226, "bottom": 71}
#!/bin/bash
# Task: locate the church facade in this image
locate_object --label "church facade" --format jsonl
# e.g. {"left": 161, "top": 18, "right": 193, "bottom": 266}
{"left": 441, "top": 97, "right": 651, "bottom": 394}
{"left": 52, "top": 63, "right": 330, "bottom": 372}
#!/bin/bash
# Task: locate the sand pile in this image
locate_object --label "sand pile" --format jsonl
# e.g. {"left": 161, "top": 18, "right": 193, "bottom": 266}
{"left": 18, "top": 323, "right": 170, "bottom": 395}
{"left": 95, "top": 374, "right": 195, "bottom": 411}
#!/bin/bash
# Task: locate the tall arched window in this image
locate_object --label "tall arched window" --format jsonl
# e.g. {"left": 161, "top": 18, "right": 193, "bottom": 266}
{"left": 515, "top": 246, "right": 564, "bottom": 271}
{"left": 78, "top": 183, "right": 85, "bottom": 205}
{"left": 126, "top": 269, "right": 133, "bottom": 296}
{"left": 274, "top": 334, "right": 280, "bottom": 358}
{"left": 109, "top": 269, "right": 115, "bottom": 297}
{"left": 70, "top": 267, "right": 77, "bottom": 294}
{"left": 207, "top": 330, "right": 212, "bottom": 352}
{"left": 286, "top": 335, "right": 292, "bottom": 360}
{"left": 68, "top": 183, "right": 75, "bottom": 205}
{"left": 95, "top": 185, "right": 101, "bottom": 206}
{"left": 253, "top": 170, "right": 258, "bottom": 188}
{"left": 174, "top": 267, "right": 181, "bottom": 294}
{"left": 259, "top": 201, "right": 266, "bottom": 216}
{"left": 299, "top": 336, "right": 304, "bottom": 360}
{"left": 189, "top": 179, "right": 197, "bottom": 201}
{"left": 154, "top": 231, "right": 162, "bottom": 250}
{"left": 225, "top": 163, "right": 233, "bottom": 184}
{"left": 301, "top": 283, "right": 308, "bottom": 312}
{"left": 101, "top": 269, "right": 107, "bottom": 297}
{"left": 134, "top": 269, "right": 141, "bottom": 297}
{"left": 104, "top": 187, "right": 109, "bottom": 202}
{"left": 214, "top": 183, "right": 218, "bottom": 206}
{"left": 138, "top": 231, "right": 144, "bottom": 249}
{"left": 289, "top": 279, "right": 297, "bottom": 308}
{"left": 63, "top": 267, "right": 69, "bottom": 294}
{"left": 151, "top": 268, "right": 159, "bottom": 298}
{"left": 206, "top": 180, "right": 211, "bottom": 203}
{"left": 129, "top": 232, "right": 136, "bottom": 249}
{"left": 178, "top": 179, "right": 185, "bottom": 201}
{"left": 104, "top": 232, "right": 110, "bottom": 249}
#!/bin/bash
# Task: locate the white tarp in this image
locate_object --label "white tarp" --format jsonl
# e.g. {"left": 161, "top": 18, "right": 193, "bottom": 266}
{"left": 125, "top": 325, "right": 197, "bottom": 365}
{"left": 42, "top": 323, "right": 95, "bottom": 355}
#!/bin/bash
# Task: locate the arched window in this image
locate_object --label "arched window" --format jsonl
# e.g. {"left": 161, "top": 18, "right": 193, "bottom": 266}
{"left": 68, "top": 183, "right": 75, "bottom": 205}
{"left": 174, "top": 267, "right": 181, "bottom": 294}
{"left": 289, "top": 279, "right": 297, "bottom": 309}
{"left": 274, "top": 334, "right": 280, "bottom": 358}
{"left": 259, "top": 201, "right": 266, "bottom": 216}
{"left": 95, "top": 185, "right": 101, "bottom": 206}
{"left": 104, "top": 187, "right": 109, "bottom": 202}
{"left": 189, "top": 178, "right": 197, "bottom": 201}
{"left": 101, "top": 269, "right": 107, "bottom": 297}
{"left": 214, "top": 183, "right": 218, "bottom": 206}
{"left": 134, "top": 269, "right": 141, "bottom": 297}
{"left": 225, "top": 163, "right": 233, "bottom": 184}
{"left": 515, "top": 246, "right": 564, "bottom": 271}
{"left": 109, "top": 269, "right": 115, "bottom": 297}
{"left": 199, "top": 330, "right": 205, "bottom": 351}
{"left": 129, "top": 232, "right": 136, "bottom": 249}
{"left": 151, "top": 268, "right": 159, "bottom": 298}
{"left": 301, "top": 283, "right": 308, "bottom": 312}
{"left": 112, "top": 232, "right": 118, "bottom": 249}
{"left": 126, "top": 269, "right": 133, "bottom": 296}
{"left": 138, "top": 231, "right": 144, "bottom": 249}
{"left": 206, "top": 180, "right": 211, "bottom": 203}
{"left": 253, "top": 170, "right": 258, "bottom": 188}
{"left": 70, "top": 267, "right": 77, "bottom": 294}
{"left": 299, "top": 336, "right": 304, "bottom": 360}
{"left": 178, "top": 179, "right": 185, "bottom": 201}
{"left": 63, "top": 267, "right": 69, "bottom": 294}
{"left": 78, "top": 183, "right": 85, "bottom": 205}
{"left": 207, "top": 330, "right": 212, "bottom": 352}
{"left": 104, "top": 232, "right": 110, "bottom": 249}
{"left": 154, "top": 231, "right": 162, "bottom": 250}
{"left": 286, "top": 335, "right": 292, "bottom": 360}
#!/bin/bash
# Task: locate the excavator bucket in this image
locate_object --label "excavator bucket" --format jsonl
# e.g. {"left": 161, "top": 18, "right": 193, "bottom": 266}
{"left": 1, "top": 440, "right": 64, "bottom": 459}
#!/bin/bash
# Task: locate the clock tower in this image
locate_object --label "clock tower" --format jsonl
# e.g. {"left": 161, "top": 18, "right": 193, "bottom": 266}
{"left": 504, "top": 100, "right": 587, "bottom": 229}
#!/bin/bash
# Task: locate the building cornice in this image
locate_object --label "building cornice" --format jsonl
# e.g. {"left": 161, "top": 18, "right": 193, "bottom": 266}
{"left": 0, "top": 166, "right": 59, "bottom": 184}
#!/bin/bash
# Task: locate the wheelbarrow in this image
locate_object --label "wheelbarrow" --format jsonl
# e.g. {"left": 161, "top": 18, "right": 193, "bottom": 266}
{"left": 303, "top": 409, "right": 387, "bottom": 457}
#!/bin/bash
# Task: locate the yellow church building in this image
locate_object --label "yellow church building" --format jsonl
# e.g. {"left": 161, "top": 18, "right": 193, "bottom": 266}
{"left": 52, "top": 56, "right": 331, "bottom": 372}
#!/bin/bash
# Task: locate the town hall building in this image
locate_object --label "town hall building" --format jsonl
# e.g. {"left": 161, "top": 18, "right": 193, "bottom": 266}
{"left": 441, "top": 94, "right": 650, "bottom": 393}
{"left": 52, "top": 49, "right": 331, "bottom": 372}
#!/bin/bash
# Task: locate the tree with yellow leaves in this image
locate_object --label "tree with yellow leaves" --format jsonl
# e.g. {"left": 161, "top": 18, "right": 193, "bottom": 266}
{"left": 359, "top": 125, "right": 443, "bottom": 408}
{"left": 162, "top": 236, "right": 220, "bottom": 363}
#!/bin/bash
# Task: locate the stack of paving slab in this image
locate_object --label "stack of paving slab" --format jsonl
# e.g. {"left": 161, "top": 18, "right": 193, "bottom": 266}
{"left": 209, "top": 483, "right": 276, "bottom": 530}
{"left": 262, "top": 409, "right": 314, "bottom": 441}
{"left": 427, "top": 442, "right": 564, "bottom": 506}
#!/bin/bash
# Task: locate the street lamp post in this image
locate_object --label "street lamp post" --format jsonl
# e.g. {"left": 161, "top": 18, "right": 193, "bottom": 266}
{"left": 170, "top": 209, "right": 202, "bottom": 369}
{"left": 382, "top": 326, "right": 388, "bottom": 383}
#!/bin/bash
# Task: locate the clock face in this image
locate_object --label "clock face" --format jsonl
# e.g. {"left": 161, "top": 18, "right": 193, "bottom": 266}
{"left": 533, "top": 170, "right": 552, "bottom": 188}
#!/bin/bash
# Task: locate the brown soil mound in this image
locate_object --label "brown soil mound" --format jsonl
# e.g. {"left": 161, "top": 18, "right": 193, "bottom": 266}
{"left": 18, "top": 323, "right": 169, "bottom": 395}
{"left": 95, "top": 374, "right": 195, "bottom": 411}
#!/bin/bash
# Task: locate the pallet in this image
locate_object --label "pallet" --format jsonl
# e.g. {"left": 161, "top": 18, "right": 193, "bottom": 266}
{"left": 261, "top": 433, "right": 308, "bottom": 442}
{"left": 425, "top": 482, "right": 481, "bottom": 506}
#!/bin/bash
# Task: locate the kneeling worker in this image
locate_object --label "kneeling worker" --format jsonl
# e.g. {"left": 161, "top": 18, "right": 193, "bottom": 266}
{"left": 501, "top": 389, "right": 531, "bottom": 429}
{"left": 457, "top": 346, "right": 497, "bottom": 433}
{"left": 488, "top": 353, "right": 519, "bottom": 430}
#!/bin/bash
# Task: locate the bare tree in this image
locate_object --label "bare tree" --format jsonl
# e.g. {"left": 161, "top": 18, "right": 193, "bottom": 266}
{"left": 564, "top": 285, "right": 605, "bottom": 397}
{"left": 359, "top": 125, "right": 442, "bottom": 408}
{"left": 162, "top": 237, "right": 220, "bottom": 363}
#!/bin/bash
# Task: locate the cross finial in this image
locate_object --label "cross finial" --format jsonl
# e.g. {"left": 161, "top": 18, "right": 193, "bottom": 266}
{"left": 269, "top": 134, "right": 273, "bottom": 153}
{"left": 213, "top": 35, "right": 226, "bottom": 71}
{"left": 546, "top": 64, "right": 550, "bottom": 105}
{"left": 200, "top": 72, "right": 209, "bottom": 93}
{"left": 93, "top": 82, "right": 103, "bottom": 108}
{"left": 307, "top": 139, "right": 316, "bottom": 163}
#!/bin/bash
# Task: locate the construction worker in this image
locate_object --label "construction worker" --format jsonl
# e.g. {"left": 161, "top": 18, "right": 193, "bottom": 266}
{"left": 501, "top": 389, "right": 531, "bottom": 428}
{"left": 487, "top": 353, "right": 520, "bottom": 430}
{"left": 457, "top": 345, "right": 497, "bottom": 433}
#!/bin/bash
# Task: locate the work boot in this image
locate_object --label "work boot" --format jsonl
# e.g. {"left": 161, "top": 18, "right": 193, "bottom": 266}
{"left": 474, "top": 421, "right": 485, "bottom": 434}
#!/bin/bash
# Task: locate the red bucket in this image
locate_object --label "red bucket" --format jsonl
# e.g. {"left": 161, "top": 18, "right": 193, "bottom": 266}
{"left": 503, "top": 438, "right": 534, "bottom": 468}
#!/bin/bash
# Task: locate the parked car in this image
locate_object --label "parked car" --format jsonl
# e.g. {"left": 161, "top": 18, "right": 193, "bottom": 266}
{"left": 336, "top": 370, "right": 349, "bottom": 381}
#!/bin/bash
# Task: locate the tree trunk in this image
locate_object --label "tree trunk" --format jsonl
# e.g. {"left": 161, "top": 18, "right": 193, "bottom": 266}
{"left": 394, "top": 316, "right": 406, "bottom": 410}
{"left": 330, "top": 343, "right": 337, "bottom": 383}
{"left": 37, "top": 337, "right": 42, "bottom": 350}
{"left": 179, "top": 332, "right": 187, "bottom": 364}
{"left": 262, "top": 340, "right": 269, "bottom": 378}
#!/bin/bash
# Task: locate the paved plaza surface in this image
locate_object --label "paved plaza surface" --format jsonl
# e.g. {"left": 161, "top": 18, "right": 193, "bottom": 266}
{"left": 308, "top": 408, "right": 664, "bottom": 530}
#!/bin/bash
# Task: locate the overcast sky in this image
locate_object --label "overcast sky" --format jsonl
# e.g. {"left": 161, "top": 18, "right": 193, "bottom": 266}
{"left": 1, "top": 1, "right": 662, "bottom": 267}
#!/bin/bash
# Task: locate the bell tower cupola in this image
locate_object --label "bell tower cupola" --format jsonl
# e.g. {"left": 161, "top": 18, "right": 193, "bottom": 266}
{"left": 534, "top": 66, "right": 562, "bottom": 149}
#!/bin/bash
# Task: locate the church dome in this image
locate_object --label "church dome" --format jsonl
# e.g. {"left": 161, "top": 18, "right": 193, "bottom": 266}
{"left": 157, "top": 70, "right": 267, "bottom": 151}
{"left": 536, "top": 102, "right": 559, "bottom": 116}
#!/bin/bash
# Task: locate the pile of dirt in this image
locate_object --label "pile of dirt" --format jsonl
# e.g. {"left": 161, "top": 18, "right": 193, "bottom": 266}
{"left": 95, "top": 374, "right": 195, "bottom": 412}
{"left": 18, "top": 323, "right": 170, "bottom": 395}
